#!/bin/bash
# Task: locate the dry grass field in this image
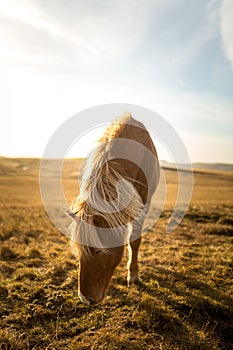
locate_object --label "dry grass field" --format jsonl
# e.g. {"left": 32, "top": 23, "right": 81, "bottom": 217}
{"left": 0, "top": 157, "right": 232, "bottom": 349}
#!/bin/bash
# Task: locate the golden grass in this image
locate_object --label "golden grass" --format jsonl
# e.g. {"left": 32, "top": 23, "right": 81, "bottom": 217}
{"left": 0, "top": 158, "right": 232, "bottom": 349}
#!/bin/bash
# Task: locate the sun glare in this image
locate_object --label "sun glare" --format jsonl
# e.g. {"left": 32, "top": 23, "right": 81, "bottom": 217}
{"left": 65, "top": 126, "right": 106, "bottom": 159}
{"left": 64, "top": 124, "right": 174, "bottom": 165}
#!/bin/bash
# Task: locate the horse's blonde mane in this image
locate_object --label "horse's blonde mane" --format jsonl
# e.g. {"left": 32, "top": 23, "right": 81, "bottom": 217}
{"left": 69, "top": 114, "right": 144, "bottom": 257}
{"left": 99, "top": 112, "right": 132, "bottom": 143}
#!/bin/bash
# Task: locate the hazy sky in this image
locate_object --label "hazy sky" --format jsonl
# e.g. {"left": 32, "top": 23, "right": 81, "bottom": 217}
{"left": 0, "top": 0, "right": 233, "bottom": 162}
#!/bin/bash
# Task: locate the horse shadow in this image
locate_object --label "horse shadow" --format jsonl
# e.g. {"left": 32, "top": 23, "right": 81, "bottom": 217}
{"left": 129, "top": 267, "right": 233, "bottom": 348}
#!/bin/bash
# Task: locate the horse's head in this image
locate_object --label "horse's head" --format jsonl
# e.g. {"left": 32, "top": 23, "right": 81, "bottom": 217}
{"left": 78, "top": 245, "right": 124, "bottom": 305}
{"left": 69, "top": 212, "right": 124, "bottom": 305}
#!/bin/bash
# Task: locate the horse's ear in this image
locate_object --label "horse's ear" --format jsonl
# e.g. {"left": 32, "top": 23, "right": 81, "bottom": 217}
{"left": 66, "top": 210, "right": 79, "bottom": 222}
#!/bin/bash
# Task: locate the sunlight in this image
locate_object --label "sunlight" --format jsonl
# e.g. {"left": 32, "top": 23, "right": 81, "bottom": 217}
{"left": 0, "top": 2, "right": 37, "bottom": 25}
{"left": 65, "top": 124, "right": 174, "bottom": 164}
{"left": 66, "top": 126, "right": 106, "bottom": 159}
{"left": 0, "top": 1, "right": 55, "bottom": 34}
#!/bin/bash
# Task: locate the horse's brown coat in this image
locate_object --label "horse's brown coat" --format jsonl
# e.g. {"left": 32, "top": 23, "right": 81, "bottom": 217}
{"left": 70, "top": 114, "right": 160, "bottom": 305}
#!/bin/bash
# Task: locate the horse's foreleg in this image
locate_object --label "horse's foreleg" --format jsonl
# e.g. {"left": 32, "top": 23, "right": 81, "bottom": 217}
{"left": 127, "top": 201, "right": 150, "bottom": 286}
{"left": 127, "top": 236, "right": 141, "bottom": 286}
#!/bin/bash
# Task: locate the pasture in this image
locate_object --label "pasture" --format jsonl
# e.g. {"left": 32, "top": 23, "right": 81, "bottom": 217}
{"left": 0, "top": 157, "right": 232, "bottom": 349}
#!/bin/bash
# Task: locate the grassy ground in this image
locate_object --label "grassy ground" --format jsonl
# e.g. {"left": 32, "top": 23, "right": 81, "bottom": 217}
{"left": 0, "top": 158, "right": 233, "bottom": 349}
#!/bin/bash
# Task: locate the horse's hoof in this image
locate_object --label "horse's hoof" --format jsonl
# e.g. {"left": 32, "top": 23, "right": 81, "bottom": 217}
{"left": 127, "top": 277, "right": 142, "bottom": 287}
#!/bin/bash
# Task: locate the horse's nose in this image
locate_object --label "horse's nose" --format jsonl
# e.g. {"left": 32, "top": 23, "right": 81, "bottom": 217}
{"left": 79, "top": 291, "right": 92, "bottom": 306}
{"left": 79, "top": 291, "right": 103, "bottom": 305}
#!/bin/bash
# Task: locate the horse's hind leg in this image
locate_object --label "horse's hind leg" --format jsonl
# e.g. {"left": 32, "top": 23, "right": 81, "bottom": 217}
{"left": 127, "top": 225, "right": 142, "bottom": 285}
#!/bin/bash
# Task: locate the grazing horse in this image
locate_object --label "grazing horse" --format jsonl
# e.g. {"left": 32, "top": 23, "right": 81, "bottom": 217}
{"left": 68, "top": 114, "right": 160, "bottom": 305}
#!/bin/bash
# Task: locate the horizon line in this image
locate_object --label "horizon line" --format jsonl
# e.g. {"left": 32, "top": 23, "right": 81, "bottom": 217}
{"left": 0, "top": 154, "right": 232, "bottom": 166}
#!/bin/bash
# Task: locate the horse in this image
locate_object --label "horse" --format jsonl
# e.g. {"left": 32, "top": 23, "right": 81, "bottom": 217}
{"left": 67, "top": 113, "right": 160, "bottom": 305}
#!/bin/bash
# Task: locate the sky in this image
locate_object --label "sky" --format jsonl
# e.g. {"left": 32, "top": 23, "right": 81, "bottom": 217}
{"left": 0, "top": 0, "right": 233, "bottom": 163}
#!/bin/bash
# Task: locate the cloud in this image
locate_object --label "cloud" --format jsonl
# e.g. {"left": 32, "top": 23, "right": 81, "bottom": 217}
{"left": 2, "top": 0, "right": 199, "bottom": 69}
{"left": 128, "top": 0, "right": 220, "bottom": 85}
{"left": 0, "top": 0, "right": 95, "bottom": 66}
{"left": 0, "top": 0, "right": 222, "bottom": 76}
{"left": 220, "top": 0, "right": 233, "bottom": 70}
{"left": 0, "top": 0, "right": 168, "bottom": 67}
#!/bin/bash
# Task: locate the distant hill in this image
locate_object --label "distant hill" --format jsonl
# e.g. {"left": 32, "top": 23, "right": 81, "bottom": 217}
{"left": 160, "top": 160, "right": 233, "bottom": 173}
{"left": 0, "top": 156, "right": 41, "bottom": 176}
{"left": 0, "top": 156, "right": 83, "bottom": 178}
{"left": 192, "top": 163, "right": 233, "bottom": 172}
{"left": 0, "top": 157, "right": 232, "bottom": 176}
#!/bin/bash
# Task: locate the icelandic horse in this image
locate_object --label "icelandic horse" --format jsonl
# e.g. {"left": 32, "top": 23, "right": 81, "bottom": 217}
{"left": 68, "top": 114, "right": 160, "bottom": 305}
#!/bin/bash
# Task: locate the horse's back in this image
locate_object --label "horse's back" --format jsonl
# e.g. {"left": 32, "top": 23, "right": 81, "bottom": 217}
{"left": 110, "top": 116, "right": 160, "bottom": 204}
